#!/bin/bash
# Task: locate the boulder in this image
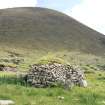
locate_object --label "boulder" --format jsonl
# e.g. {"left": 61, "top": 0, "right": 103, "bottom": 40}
{"left": 0, "top": 100, "right": 14, "bottom": 105}
{"left": 79, "top": 79, "right": 88, "bottom": 87}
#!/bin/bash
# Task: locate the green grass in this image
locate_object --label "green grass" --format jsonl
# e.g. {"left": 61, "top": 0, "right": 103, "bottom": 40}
{"left": 0, "top": 71, "right": 105, "bottom": 105}
{"left": 35, "top": 52, "right": 69, "bottom": 65}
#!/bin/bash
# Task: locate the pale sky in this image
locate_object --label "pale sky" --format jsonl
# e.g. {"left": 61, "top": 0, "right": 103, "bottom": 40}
{"left": 0, "top": 0, "right": 105, "bottom": 35}
{"left": 0, "top": 0, "right": 37, "bottom": 8}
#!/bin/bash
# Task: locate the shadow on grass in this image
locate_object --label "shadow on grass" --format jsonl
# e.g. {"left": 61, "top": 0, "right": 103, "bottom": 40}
{"left": 0, "top": 75, "right": 27, "bottom": 86}
{"left": 97, "top": 77, "right": 105, "bottom": 81}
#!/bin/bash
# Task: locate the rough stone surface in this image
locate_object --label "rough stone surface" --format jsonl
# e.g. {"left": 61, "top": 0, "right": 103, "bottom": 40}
{"left": 24, "top": 63, "right": 87, "bottom": 88}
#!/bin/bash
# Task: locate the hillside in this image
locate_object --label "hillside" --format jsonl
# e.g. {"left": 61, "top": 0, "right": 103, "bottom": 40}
{"left": 0, "top": 7, "right": 105, "bottom": 69}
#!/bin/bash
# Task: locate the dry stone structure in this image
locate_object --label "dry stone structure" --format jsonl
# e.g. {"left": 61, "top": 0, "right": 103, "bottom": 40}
{"left": 24, "top": 63, "right": 87, "bottom": 88}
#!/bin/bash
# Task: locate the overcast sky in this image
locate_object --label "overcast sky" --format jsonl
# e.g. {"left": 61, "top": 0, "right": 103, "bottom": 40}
{"left": 0, "top": 0, "right": 104, "bottom": 35}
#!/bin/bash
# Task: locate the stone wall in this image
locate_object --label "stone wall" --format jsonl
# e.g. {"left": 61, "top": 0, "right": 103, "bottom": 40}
{"left": 24, "top": 63, "right": 87, "bottom": 88}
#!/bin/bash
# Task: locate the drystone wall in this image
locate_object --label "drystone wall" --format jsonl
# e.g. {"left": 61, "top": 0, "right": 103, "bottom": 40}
{"left": 24, "top": 63, "right": 87, "bottom": 88}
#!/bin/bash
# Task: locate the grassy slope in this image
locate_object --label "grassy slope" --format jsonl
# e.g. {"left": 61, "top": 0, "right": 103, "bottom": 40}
{"left": 0, "top": 71, "right": 105, "bottom": 105}
{"left": 0, "top": 7, "right": 105, "bottom": 70}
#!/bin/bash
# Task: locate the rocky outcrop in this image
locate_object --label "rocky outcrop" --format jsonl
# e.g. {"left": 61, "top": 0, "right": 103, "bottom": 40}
{"left": 24, "top": 63, "right": 87, "bottom": 88}
{"left": 0, "top": 64, "right": 17, "bottom": 72}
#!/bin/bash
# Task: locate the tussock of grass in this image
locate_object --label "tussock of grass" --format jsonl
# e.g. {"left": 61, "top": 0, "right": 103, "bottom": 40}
{"left": 36, "top": 53, "right": 69, "bottom": 65}
{"left": 0, "top": 72, "right": 26, "bottom": 86}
